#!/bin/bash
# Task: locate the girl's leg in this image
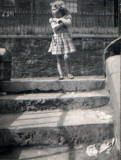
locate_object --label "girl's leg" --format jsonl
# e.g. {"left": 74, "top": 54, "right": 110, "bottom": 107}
{"left": 64, "top": 54, "right": 74, "bottom": 79}
{"left": 56, "top": 55, "right": 64, "bottom": 79}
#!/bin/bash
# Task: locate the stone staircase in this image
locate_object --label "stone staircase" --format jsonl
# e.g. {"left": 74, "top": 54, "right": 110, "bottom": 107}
{"left": 0, "top": 76, "right": 114, "bottom": 160}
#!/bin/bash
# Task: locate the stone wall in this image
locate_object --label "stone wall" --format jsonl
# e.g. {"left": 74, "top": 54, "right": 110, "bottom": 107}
{"left": 0, "top": 36, "right": 116, "bottom": 78}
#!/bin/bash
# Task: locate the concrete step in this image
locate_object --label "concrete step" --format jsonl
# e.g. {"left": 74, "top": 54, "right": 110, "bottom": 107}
{"left": 0, "top": 90, "right": 109, "bottom": 113}
{"left": 0, "top": 76, "right": 105, "bottom": 93}
{"left": 0, "top": 141, "right": 116, "bottom": 160}
{"left": 0, "top": 106, "right": 113, "bottom": 147}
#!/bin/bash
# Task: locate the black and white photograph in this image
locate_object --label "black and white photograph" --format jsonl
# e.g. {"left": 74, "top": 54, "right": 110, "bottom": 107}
{"left": 0, "top": 0, "right": 120, "bottom": 160}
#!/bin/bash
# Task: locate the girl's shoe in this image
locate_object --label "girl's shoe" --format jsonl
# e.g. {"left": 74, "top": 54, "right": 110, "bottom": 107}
{"left": 67, "top": 74, "right": 74, "bottom": 79}
{"left": 58, "top": 76, "right": 64, "bottom": 80}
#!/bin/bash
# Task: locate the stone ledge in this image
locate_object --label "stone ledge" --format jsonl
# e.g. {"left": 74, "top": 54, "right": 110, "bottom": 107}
{"left": 0, "top": 107, "right": 113, "bottom": 147}
{"left": 0, "top": 76, "right": 105, "bottom": 93}
{"left": 0, "top": 90, "right": 109, "bottom": 113}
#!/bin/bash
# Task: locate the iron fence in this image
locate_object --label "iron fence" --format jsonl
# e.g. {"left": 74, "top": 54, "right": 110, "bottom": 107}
{"left": 0, "top": 4, "right": 118, "bottom": 35}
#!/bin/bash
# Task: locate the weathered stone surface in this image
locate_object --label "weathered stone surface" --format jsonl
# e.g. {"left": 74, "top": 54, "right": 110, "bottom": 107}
{"left": 0, "top": 37, "right": 115, "bottom": 78}
{"left": 106, "top": 55, "right": 120, "bottom": 153}
{"left": 0, "top": 107, "right": 113, "bottom": 147}
{"left": 0, "top": 90, "right": 109, "bottom": 113}
{"left": 0, "top": 76, "right": 105, "bottom": 93}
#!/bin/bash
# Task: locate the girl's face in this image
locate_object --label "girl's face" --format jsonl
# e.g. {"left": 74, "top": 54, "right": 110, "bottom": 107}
{"left": 51, "top": 3, "right": 60, "bottom": 15}
{"left": 50, "top": 1, "right": 65, "bottom": 17}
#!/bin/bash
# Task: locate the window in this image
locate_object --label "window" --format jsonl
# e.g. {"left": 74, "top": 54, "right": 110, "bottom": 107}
{"left": 16, "top": 0, "right": 32, "bottom": 11}
{"left": 38, "top": 0, "right": 50, "bottom": 13}
{"left": 0, "top": 0, "right": 15, "bottom": 7}
{"left": 65, "top": 0, "right": 77, "bottom": 13}
{"left": 114, "top": 0, "right": 118, "bottom": 26}
{"left": 0, "top": 0, "right": 15, "bottom": 18}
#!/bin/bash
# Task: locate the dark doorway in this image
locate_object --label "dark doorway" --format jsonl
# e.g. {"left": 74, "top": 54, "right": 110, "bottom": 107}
{"left": 114, "top": 0, "right": 118, "bottom": 26}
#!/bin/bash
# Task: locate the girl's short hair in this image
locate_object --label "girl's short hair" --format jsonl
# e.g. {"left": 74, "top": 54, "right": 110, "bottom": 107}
{"left": 50, "top": 0, "right": 65, "bottom": 8}
{"left": 50, "top": 0, "right": 70, "bottom": 16}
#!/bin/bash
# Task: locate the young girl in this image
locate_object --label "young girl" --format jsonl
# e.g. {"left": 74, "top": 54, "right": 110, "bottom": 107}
{"left": 48, "top": 0, "right": 76, "bottom": 80}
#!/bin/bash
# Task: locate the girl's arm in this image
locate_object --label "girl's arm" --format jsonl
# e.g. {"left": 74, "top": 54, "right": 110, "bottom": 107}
{"left": 49, "top": 18, "right": 63, "bottom": 31}
{"left": 59, "top": 15, "right": 72, "bottom": 26}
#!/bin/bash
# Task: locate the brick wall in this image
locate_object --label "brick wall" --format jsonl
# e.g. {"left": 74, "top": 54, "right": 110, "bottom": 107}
{"left": 0, "top": 37, "right": 116, "bottom": 78}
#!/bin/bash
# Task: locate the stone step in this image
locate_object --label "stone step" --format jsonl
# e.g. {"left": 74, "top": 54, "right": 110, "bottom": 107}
{"left": 0, "top": 76, "right": 105, "bottom": 93}
{"left": 0, "top": 141, "right": 115, "bottom": 160}
{"left": 0, "top": 106, "right": 113, "bottom": 147}
{"left": 0, "top": 90, "right": 109, "bottom": 113}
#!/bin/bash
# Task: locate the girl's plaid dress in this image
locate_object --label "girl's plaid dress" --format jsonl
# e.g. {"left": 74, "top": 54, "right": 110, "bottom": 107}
{"left": 48, "top": 15, "right": 76, "bottom": 55}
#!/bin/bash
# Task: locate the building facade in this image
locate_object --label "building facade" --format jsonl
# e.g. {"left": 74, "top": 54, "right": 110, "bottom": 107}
{"left": 0, "top": 0, "right": 119, "bottom": 35}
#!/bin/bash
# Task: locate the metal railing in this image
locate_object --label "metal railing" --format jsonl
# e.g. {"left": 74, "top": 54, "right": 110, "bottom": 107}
{"left": 0, "top": 6, "right": 118, "bottom": 36}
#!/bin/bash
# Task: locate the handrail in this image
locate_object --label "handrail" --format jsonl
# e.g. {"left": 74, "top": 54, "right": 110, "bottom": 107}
{"left": 104, "top": 36, "right": 121, "bottom": 60}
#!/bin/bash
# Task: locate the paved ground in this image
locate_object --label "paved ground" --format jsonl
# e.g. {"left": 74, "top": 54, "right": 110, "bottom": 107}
{"left": 0, "top": 140, "right": 119, "bottom": 160}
